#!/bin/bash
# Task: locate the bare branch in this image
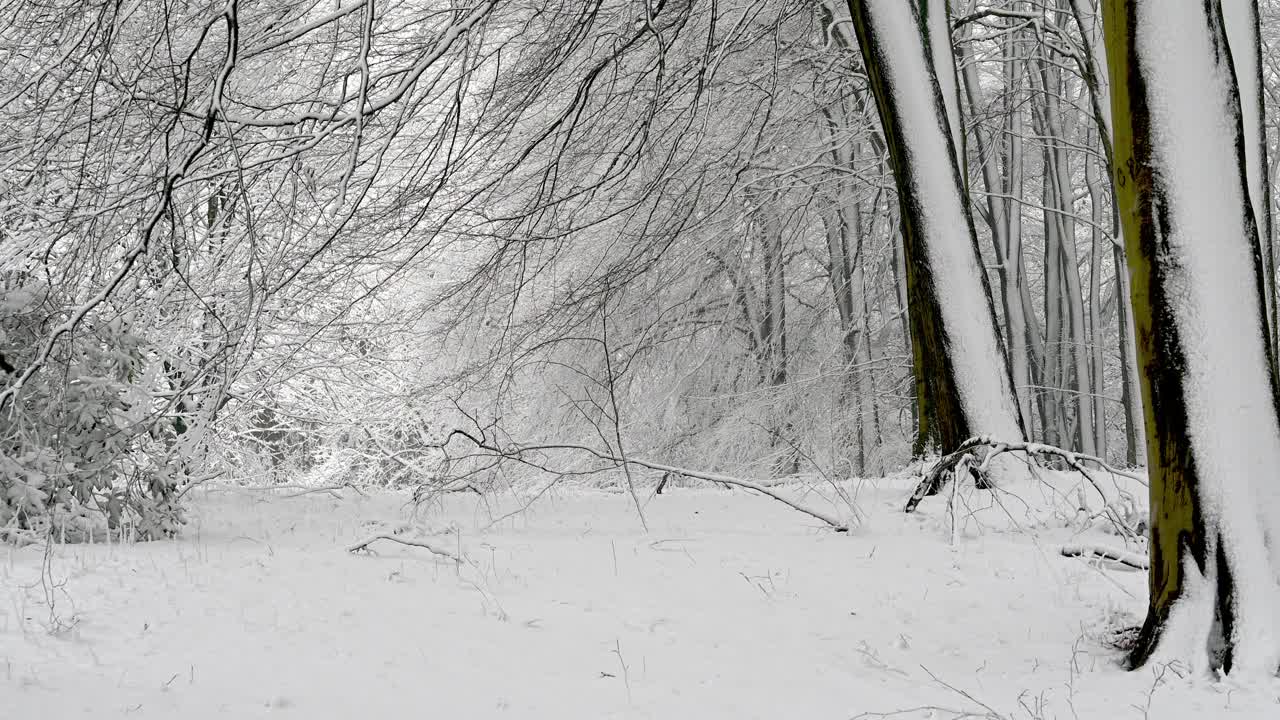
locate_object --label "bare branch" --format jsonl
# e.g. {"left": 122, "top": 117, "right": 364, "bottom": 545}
{"left": 348, "top": 533, "right": 466, "bottom": 564}
{"left": 443, "top": 429, "right": 852, "bottom": 532}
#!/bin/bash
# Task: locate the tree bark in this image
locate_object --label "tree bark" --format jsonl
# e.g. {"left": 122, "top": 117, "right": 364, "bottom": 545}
{"left": 1067, "top": 0, "right": 1147, "bottom": 465}
{"left": 846, "top": 0, "right": 1025, "bottom": 460}
{"left": 1085, "top": 137, "right": 1109, "bottom": 458}
{"left": 1223, "top": 0, "right": 1277, "bottom": 367}
{"left": 1103, "top": 0, "right": 1280, "bottom": 675}
{"left": 959, "top": 29, "right": 1034, "bottom": 432}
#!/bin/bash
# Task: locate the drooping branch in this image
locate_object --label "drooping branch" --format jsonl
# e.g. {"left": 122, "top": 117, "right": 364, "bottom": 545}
{"left": 441, "top": 429, "right": 852, "bottom": 532}
{"left": 0, "top": 0, "right": 243, "bottom": 412}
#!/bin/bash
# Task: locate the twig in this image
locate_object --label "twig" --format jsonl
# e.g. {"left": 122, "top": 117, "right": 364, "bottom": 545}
{"left": 852, "top": 707, "right": 988, "bottom": 720}
{"left": 948, "top": 456, "right": 967, "bottom": 546}
{"left": 613, "top": 638, "right": 632, "bottom": 703}
{"left": 359, "top": 426, "right": 472, "bottom": 493}
{"left": 600, "top": 300, "right": 647, "bottom": 532}
{"left": 347, "top": 534, "right": 466, "bottom": 564}
{"left": 749, "top": 419, "right": 862, "bottom": 522}
{"left": 920, "top": 664, "right": 1009, "bottom": 719}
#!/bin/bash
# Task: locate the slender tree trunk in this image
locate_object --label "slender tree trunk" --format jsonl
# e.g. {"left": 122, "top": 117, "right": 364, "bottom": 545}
{"left": 886, "top": 201, "right": 917, "bottom": 436}
{"left": 1033, "top": 56, "right": 1096, "bottom": 454}
{"left": 758, "top": 211, "right": 797, "bottom": 476}
{"left": 1067, "top": 0, "right": 1147, "bottom": 465}
{"left": 1085, "top": 139, "right": 1109, "bottom": 458}
{"left": 1037, "top": 140, "right": 1067, "bottom": 447}
{"left": 1007, "top": 62, "right": 1048, "bottom": 440}
{"left": 920, "top": 0, "right": 964, "bottom": 171}
{"left": 821, "top": 197, "right": 865, "bottom": 474}
{"left": 1223, "top": 0, "right": 1276, "bottom": 366}
{"left": 861, "top": 265, "right": 885, "bottom": 476}
{"left": 960, "top": 31, "right": 1033, "bottom": 431}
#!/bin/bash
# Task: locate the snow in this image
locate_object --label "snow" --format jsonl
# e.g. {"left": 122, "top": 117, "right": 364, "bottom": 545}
{"left": 4, "top": 477, "right": 1278, "bottom": 718}
{"left": 862, "top": 0, "right": 1024, "bottom": 444}
{"left": 1134, "top": 0, "right": 1280, "bottom": 676}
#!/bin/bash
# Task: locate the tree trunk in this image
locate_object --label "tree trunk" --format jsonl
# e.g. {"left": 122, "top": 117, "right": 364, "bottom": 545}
{"left": 959, "top": 29, "right": 1033, "bottom": 432}
{"left": 1032, "top": 55, "right": 1096, "bottom": 455}
{"left": 821, "top": 197, "right": 865, "bottom": 474}
{"left": 1223, "top": 0, "right": 1277, "bottom": 367}
{"left": 920, "top": 0, "right": 964, "bottom": 173}
{"left": 1067, "top": 0, "right": 1147, "bottom": 465}
{"left": 1085, "top": 139, "right": 1109, "bottom": 458}
{"left": 758, "top": 211, "right": 797, "bottom": 476}
{"left": 847, "top": 0, "right": 1025, "bottom": 460}
{"left": 1103, "top": 0, "right": 1280, "bottom": 675}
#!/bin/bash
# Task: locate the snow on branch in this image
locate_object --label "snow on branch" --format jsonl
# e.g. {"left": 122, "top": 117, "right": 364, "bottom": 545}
{"left": 1059, "top": 544, "right": 1148, "bottom": 570}
{"left": 347, "top": 534, "right": 466, "bottom": 564}
{"left": 905, "top": 435, "right": 1145, "bottom": 541}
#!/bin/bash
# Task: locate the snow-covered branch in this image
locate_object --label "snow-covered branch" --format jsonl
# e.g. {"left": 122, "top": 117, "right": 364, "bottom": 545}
{"left": 347, "top": 534, "right": 466, "bottom": 564}
{"left": 905, "top": 435, "right": 1144, "bottom": 540}
{"left": 1059, "top": 543, "right": 1148, "bottom": 570}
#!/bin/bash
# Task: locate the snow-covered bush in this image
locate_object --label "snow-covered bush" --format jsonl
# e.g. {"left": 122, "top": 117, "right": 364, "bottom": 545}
{"left": 0, "top": 284, "right": 186, "bottom": 541}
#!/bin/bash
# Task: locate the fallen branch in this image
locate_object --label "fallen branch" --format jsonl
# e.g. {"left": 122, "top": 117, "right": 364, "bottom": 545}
{"left": 212, "top": 482, "right": 369, "bottom": 498}
{"left": 348, "top": 534, "right": 466, "bottom": 564}
{"left": 905, "top": 437, "right": 1145, "bottom": 542}
{"left": 281, "top": 483, "right": 369, "bottom": 498}
{"left": 443, "top": 429, "right": 852, "bottom": 532}
{"left": 655, "top": 470, "right": 729, "bottom": 494}
{"left": 1060, "top": 543, "right": 1148, "bottom": 570}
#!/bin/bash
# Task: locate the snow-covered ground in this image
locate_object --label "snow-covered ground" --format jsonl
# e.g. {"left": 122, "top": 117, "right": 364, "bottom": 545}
{"left": 2, "top": 475, "right": 1277, "bottom": 719}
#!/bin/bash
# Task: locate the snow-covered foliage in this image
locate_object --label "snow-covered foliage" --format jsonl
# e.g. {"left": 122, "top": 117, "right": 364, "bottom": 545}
{"left": 0, "top": 284, "right": 187, "bottom": 541}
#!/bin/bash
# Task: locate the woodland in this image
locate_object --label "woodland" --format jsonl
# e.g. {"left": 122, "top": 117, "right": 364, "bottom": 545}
{"left": 4, "top": 0, "right": 1280, "bottom": 714}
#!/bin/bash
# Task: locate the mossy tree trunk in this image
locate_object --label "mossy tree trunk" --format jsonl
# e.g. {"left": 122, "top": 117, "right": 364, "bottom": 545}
{"left": 845, "top": 0, "right": 1025, "bottom": 459}
{"left": 1103, "top": 0, "right": 1280, "bottom": 675}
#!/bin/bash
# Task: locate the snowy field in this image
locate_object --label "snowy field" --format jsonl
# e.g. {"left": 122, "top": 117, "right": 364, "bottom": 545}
{"left": 3, "top": 476, "right": 1278, "bottom": 719}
